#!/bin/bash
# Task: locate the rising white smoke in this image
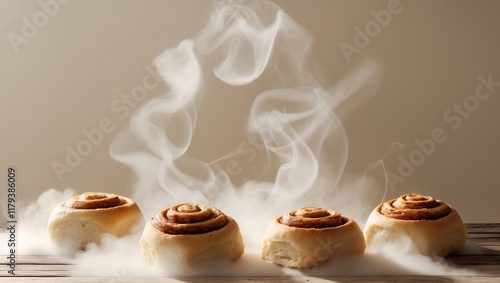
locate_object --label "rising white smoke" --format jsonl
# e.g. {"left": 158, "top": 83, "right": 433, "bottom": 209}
{"left": 106, "top": 0, "right": 388, "bottom": 274}
{"left": 13, "top": 0, "right": 479, "bottom": 278}
{"left": 109, "top": 0, "right": 381, "bottom": 224}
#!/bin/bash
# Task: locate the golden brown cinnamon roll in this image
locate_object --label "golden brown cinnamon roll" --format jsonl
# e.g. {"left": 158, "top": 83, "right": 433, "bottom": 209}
{"left": 140, "top": 203, "right": 244, "bottom": 266}
{"left": 47, "top": 192, "right": 144, "bottom": 250}
{"left": 261, "top": 207, "right": 365, "bottom": 269}
{"left": 363, "top": 193, "right": 467, "bottom": 257}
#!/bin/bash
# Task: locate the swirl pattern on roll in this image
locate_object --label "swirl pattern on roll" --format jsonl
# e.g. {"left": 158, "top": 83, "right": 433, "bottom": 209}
{"left": 280, "top": 207, "right": 343, "bottom": 228}
{"left": 64, "top": 192, "right": 126, "bottom": 209}
{"left": 152, "top": 203, "right": 228, "bottom": 235}
{"left": 381, "top": 193, "right": 451, "bottom": 220}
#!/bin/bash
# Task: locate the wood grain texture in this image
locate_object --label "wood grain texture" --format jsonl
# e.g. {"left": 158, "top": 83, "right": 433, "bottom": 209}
{"left": 1, "top": 277, "right": 500, "bottom": 283}
{"left": 1, "top": 223, "right": 499, "bottom": 282}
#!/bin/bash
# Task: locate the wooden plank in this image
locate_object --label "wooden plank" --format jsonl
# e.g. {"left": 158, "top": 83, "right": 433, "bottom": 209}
{"left": 0, "top": 264, "right": 74, "bottom": 277}
{"left": 456, "top": 244, "right": 500, "bottom": 254}
{"left": 12, "top": 255, "right": 75, "bottom": 265}
{"left": 447, "top": 255, "right": 500, "bottom": 265}
{"left": 468, "top": 234, "right": 500, "bottom": 241}
{"left": 0, "top": 264, "right": 73, "bottom": 271}
{"left": 455, "top": 266, "right": 500, "bottom": 276}
{"left": 2, "top": 276, "right": 500, "bottom": 283}
{"left": 468, "top": 230, "right": 500, "bottom": 236}
{"left": 470, "top": 237, "right": 500, "bottom": 247}
{"left": 466, "top": 223, "right": 500, "bottom": 233}
{"left": 476, "top": 245, "right": 500, "bottom": 253}
{"left": 0, "top": 262, "right": 497, "bottom": 278}
{"left": 4, "top": 268, "right": 497, "bottom": 279}
{"left": 2, "top": 264, "right": 499, "bottom": 278}
{"left": 1, "top": 264, "right": 498, "bottom": 279}
{"left": 0, "top": 270, "right": 73, "bottom": 277}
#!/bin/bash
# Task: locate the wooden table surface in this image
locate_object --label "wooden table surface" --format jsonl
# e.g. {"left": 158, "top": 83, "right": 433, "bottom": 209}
{"left": 1, "top": 223, "right": 499, "bottom": 282}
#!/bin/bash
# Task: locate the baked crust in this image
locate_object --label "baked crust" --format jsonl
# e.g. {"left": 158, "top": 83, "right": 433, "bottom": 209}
{"left": 139, "top": 203, "right": 244, "bottom": 266}
{"left": 363, "top": 194, "right": 467, "bottom": 257}
{"left": 261, "top": 207, "right": 365, "bottom": 268}
{"left": 47, "top": 192, "right": 144, "bottom": 250}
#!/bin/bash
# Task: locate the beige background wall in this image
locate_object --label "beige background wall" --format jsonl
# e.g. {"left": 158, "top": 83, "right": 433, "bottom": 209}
{"left": 1, "top": 0, "right": 499, "bottom": 223}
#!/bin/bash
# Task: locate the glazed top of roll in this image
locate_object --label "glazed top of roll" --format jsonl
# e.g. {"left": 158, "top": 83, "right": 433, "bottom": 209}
{"left": 152, "top": 203, "right": 228, "bottom": 235}
{"left": 280, "top": 207, "right": 344, "bottom": 229}
{"left": 380, "top": 193, "right": 452, "bottom": 220}
{"left": 64, "top": 192, "right": 128, "bottom": 209}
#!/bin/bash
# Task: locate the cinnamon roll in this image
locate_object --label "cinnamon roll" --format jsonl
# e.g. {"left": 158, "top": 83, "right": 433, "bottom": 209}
{"left": 261, "top": 207, "right": 365, "bottom": 268}
{"left": 363, "top": 193, "right": 467, "bottom": 257}
{"left": 47, "top": 192, "right": 144, "bottom": 250}
{"left": 139, "top": 203, "right": 244, "bottom": 266}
